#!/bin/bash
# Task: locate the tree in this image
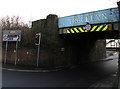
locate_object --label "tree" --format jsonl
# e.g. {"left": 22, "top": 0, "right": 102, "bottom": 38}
{"left": 1, "top": 16, "right": 30, "bottom": 30}
{"left": 1, "top": 16, "right": 33, "bottom": 47}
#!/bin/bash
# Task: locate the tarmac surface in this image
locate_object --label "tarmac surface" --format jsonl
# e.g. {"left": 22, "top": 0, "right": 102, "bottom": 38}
{"left": 1, "top": 53, "right": 120, "bottom": 88}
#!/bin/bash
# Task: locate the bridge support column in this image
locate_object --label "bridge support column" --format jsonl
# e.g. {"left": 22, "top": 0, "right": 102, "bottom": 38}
{"left": 89, "top": 39, "right": 106, "bottom": 62}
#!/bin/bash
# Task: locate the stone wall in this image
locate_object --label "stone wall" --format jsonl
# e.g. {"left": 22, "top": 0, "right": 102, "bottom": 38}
{"left": 32, "top": 14, "right": 66, "bottom": 67}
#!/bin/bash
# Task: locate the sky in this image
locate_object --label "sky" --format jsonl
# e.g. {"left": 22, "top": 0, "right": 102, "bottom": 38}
{"left": 0, "top": 0, "right": 119, "bottom": 24}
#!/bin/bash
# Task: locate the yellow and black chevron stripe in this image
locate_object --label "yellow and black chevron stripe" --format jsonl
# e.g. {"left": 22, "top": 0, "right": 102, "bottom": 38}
{"left": 66, "top": 25, "right": 109, "bottom": 34}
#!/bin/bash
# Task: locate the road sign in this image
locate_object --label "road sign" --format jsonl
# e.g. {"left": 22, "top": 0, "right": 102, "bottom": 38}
{"left": 3, "top": 30, "right": 21, "bottom": 41}
{"left": 85, "top": 24, "right": 91, "bottom": 30}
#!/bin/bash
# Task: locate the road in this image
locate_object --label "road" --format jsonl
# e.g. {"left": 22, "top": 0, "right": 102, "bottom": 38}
{"left": 2, "top": 54, "right": 118, "bottom": 88}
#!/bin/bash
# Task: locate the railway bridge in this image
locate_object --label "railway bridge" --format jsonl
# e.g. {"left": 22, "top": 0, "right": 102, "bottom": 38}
{"left": 32, "top": 7, "right": 120, "bottom": 66}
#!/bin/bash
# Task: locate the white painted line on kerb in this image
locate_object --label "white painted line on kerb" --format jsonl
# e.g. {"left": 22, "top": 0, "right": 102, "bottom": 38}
{"left": 2, "top": 67, "right": 63, "bottom": 73}
{"left": 2, "top": 68, "right": 49, "bottom": 72}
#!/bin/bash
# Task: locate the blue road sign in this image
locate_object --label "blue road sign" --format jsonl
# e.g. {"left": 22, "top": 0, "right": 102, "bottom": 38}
{"left": 58, "top": 8, "right": 120, "bottom": 28}
{"left": 3, "top": 30, "right": 21, "bottom": 41}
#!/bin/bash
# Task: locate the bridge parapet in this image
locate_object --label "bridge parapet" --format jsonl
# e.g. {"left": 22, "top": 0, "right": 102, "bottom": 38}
{"left": 58, "top": 8, "right": 119, "bottom": 28}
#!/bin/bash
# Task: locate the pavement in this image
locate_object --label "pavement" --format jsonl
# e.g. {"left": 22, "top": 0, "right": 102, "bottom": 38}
{"left": 88, "top": 52, "right": 120, "bottom": 89}
{"left": 88, "top": 72, "right": 119, "bottom": 89}
{"left": 1, "top": 53, "right": 120, "bottom": 89}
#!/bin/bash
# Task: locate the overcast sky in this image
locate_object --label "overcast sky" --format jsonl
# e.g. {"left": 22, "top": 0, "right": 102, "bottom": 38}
{"left": 0, "top": 0, "right": 119, "bottom": 23}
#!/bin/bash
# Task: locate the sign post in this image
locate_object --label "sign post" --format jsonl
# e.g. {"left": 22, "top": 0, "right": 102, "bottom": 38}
{"left": 15, "top": 41, "right": 18, "bottom": 65}
{"left": 3, "top": 30, "right": 21, "bottom": 65}
{"left": 4, "top": 41, "right": 8, "bottom": 64}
